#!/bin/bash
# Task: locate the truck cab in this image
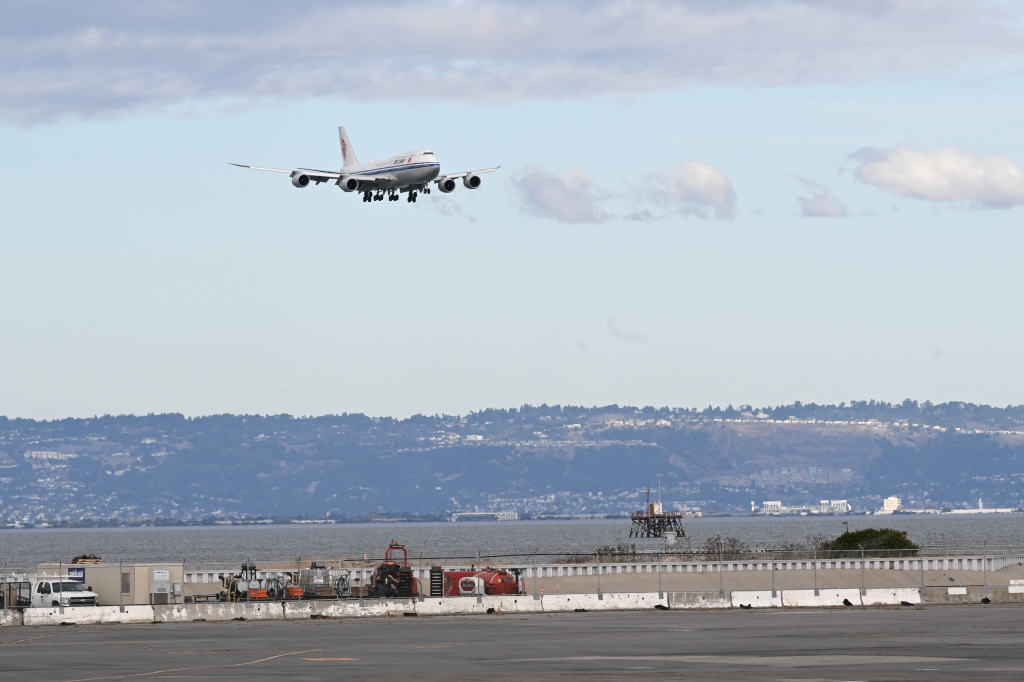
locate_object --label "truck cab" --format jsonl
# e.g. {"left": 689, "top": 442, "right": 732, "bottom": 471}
{"left": 33, "top": 580, "right": 99, "bottom": 608}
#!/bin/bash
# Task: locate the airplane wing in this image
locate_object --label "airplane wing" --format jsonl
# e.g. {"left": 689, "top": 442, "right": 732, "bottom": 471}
{"left": 435, "top": 166, "right": 500, "bottom": 181}
{"left": 298, "top": 168, "right": 400, "bottom": 184}
{"left": 340, "top": 174, "right": 398, "bottom": 184}
{"left": 230, "top": 163, "right": 341, "bottom": 180}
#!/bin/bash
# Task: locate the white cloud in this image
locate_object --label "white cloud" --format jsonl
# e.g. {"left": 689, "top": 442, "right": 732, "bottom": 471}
{"left": 797, "top": 178, "right": 848, "bottom": 217}
{"left": 515, "top": 161, "right": 736, "bottom": 223}
{"left": 1, "top": 1, "right": 1021, "bottom": 120}
{"left": 644, "top": 162, "right": 736, "bottom": 220}
{"left": 851, "top": 146, "right": 1024, "bottom": 208}
{"left": 512, "top": 165, "right": 609, "bottom": 224}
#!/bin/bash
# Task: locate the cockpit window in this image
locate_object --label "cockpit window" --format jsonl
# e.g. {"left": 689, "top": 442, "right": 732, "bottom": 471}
{"left": 423, "top": 151, "right": 433, "bottom": 156}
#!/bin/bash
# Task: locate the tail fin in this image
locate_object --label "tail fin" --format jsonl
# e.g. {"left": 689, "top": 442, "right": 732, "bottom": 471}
{"left": 338, "top": 126, "right": 359, "bottom": 168}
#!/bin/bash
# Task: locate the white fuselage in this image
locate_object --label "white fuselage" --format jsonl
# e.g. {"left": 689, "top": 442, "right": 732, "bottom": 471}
{"left": 344, "top": 150, "right": 440, "bottom": 190}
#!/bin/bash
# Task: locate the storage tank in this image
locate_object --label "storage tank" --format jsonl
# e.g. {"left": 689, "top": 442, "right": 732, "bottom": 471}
{"left": 476, "top": 568, "right": 521, "bottom": 595}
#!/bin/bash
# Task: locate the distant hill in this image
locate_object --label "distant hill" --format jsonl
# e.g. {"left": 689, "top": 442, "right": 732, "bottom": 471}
{"left": 1, "top": 400, "right": 1023, "bottom": 524}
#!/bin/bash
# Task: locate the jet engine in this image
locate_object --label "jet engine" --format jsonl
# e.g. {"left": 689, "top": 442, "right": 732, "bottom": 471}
{"left": 437, "top": 178, "right": 457, "bottom": 193}
{"left": 338, "top": 176, "right": 360, "bottom": 192}
{"left": 462, "top": 174, "right": 482, "bottom": 189}
{"left": 291, "top": 173, "right": 310, "bottom": 188}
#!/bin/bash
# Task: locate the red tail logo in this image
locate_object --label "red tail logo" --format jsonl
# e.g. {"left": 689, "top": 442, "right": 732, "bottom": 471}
{"left": 341, "top": 139, "right": 348, "bottom": 160}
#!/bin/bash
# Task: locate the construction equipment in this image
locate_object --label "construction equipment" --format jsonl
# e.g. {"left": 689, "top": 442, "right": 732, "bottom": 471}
{"left": 442, "top": 567, "right": 523, "bottom": 596}
{"left": 368, "top": 542, "right": 419, "bottom": 598}
{"left": 333, "top": 574, "right": 352, "bottom": 597}
{"left": 222, "top": 562, "right": 285, "bottom": 602}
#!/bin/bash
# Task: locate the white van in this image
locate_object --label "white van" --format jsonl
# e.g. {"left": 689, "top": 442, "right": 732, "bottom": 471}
{"left": 33, "top": 580, "right": 99, "bottom": 607}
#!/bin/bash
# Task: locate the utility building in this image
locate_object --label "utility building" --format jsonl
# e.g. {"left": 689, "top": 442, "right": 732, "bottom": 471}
{"left": 38, "top": 562, "right": 185, "bottom": 607}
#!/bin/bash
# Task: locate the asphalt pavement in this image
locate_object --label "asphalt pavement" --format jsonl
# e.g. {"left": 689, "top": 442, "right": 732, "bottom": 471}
{"left": 2, "top": 603, "right": 1023, "bottom": 681}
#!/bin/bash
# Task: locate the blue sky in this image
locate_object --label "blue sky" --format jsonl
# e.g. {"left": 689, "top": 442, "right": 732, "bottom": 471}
{"left": 2, "top": 1, "right": 1024, "bottom": 418}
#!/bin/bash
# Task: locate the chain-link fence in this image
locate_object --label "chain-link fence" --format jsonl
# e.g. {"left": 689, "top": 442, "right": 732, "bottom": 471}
{"left": 5, "top": 545, "right": 1024, "bottom": 608}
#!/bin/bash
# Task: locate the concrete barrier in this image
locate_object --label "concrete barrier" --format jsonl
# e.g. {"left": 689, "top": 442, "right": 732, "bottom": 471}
{"left": 0, "top": 609, "right": 24, "bottom": 627}
{"left": 23, "top": 605, "right": 155, "bottom": 626}
{"left": 668, "top": 591, "right": 730, "bottom": 609}
{"left": 984, "top": 586, "right": 1024, "bottom": 603}
{"left": 9, "top": 585, "right": 1017, "bottom": 628}
{"left": 541, "top": 592, "right": 666, "bottom": 612}
{"left": 421, "top": 595, "right": 534, "bottom": 616}
{"left": 413, "top": 592, "right": 667, "bottom": 615}
{"left": 924, "top": 586, "right": 989, "bottom": 604}
{"left": 781, "top": 588, "right": 861, "bottom": 608}
{"left": 731, "top": 591, "right": 783, "bottom": 608}
{"left": 862, "top": 588, "right": 921, "bottom": 606}
{"left": 154, "top": 602, "right": 284, "bottom": 622}
{"left": 297, "top": 599, "right": 417, "bottom": 619}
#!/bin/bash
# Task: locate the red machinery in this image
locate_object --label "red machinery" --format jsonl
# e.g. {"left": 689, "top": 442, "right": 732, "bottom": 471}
{"left": 442, "top": 567, "right": 522, "bottom": 596}
{"left": 368, "top": 542, "right": 420, "bottom": 598}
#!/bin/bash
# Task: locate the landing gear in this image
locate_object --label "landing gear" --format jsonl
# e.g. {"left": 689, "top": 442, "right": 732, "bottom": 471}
{"left": 407, "top": 191, "right": 418, "bottom": 203}
{"left": 363, "top": 192, "right": 371, "bottom": 203}
{"left": 374, "top": 192, "right": 383, "bottom": 201}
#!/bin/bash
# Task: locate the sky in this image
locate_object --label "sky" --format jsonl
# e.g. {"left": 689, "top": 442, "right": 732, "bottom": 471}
{"left": 2, "top": 0, "right": 1024, "bottom": 419}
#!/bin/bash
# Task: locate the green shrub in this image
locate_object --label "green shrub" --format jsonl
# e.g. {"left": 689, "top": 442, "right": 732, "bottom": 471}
{"left": 822, "top": 528, "right": 919, "bottom": 556}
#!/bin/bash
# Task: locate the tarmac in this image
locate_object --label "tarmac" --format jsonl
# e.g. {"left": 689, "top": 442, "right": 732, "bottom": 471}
{"left": 3, "top": 603, "right": 1024, "bottom": 681}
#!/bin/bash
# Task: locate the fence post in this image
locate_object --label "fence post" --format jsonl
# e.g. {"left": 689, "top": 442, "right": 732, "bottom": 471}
{"left": 920, "top": 552, "right": 926, "bottom": 596}
{"left": 119, "top": 559, "right": 124, "bottom": 613}
{"left": 533, "top": 550, "right": 538, "bottom": 600}
{"left": 717, "top": 547, "right": 723, "bottom": 599}
{"left": 860, "top": 546, "right": 866, "bottom": 597}
{"left": 984, "top": 546, "right": 989, "bottom": 594}
{"left": 771, "top": 550, "right": 776, "bottom": 599}
{"left": 658, "top": 550, "right": 663, "bottom": 598}
{"left": 813, "top": 546, "right": 819, "bottom": 596}
{"left": 596, "top": 551, "right": 602, "bottom": 599}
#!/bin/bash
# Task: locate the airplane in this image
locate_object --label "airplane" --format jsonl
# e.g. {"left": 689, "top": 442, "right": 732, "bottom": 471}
{"left": 231, "top": 126, "right": 499, "bottom": 203}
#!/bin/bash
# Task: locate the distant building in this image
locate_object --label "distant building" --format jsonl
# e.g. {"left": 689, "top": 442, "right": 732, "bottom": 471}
{"left": 756, "top": 499, "right": 848, "bottom": 515}
{"left": 450, "top": 511, "right": 518, "bottom": 522}
{"left": 819, "top": 499, "right": 850, "bottom": 513}
{"left": 882, "top": 496, "right": 902, "bottom": 512}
